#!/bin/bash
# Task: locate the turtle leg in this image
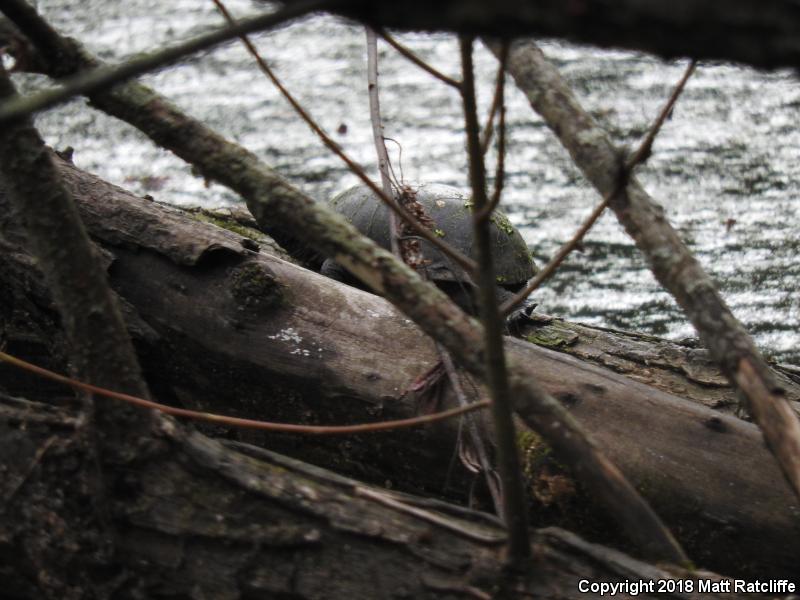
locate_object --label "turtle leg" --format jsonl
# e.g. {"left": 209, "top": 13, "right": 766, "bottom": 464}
{"left": 506, "top": 301, "right": 539, "bottom": 336}
{"left": 495, "top": 285, "right": 538, "bottom": 335}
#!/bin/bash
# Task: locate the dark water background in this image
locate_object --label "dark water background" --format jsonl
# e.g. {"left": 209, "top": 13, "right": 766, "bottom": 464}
{"left": 22, "top": 0, "right": 800, "bottom": 364}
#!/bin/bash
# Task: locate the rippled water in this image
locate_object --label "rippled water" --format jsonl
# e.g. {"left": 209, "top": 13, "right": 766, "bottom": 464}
{"left": 22, "top": 0, "right": 800, "bottom": 363}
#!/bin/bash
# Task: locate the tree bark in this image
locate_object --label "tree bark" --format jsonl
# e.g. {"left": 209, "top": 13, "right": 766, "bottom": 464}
{"left": 279, "top": 0, "right": 800, "bottom": 70}
{"left": 1, "top": 390, "right": 746, "bottom": 600}
{"left": 2, "top": 156, "right": 798, "bottom": 579}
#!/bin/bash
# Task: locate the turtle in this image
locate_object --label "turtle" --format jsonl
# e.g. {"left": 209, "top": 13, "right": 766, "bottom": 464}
{"left": 320, "top": 183, "right": 537, "bottom": 316}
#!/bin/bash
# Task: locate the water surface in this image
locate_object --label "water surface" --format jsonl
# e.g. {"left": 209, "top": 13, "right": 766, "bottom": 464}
{"left": 26, "top": 0, "right": 800, "bottom": 364}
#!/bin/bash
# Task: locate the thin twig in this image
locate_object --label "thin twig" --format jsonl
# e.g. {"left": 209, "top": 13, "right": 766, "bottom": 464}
{"left": 377, "top": 29, "right": 461, "bottom": 90}
{"left": 212, "top": 0, "right": 477, "bottom": 276}
{"left": 0, "top": 0, "right": 325, "bottom": 125}
{"left": 479, "top": 41, "right": 509, "bottom": 155}
{"left": 0, "top": 350, "right": 490, "bottom": 435}
{"left": 476, "top": 41, "right": 509, "bottom": 222}
{"left": 382, "top": 136, "right": 406, "bottom": 188}
{"left": 500, "top": 59, "right": 697, "bottom": 317}
{"left": 367, "top": 33, "right": 492, "bottom": 497}
{"left": 459, "top": 35, "right": 531, "bottom": 564}
{"left": 366, "top": 27, "right": 401, "bottom": 258}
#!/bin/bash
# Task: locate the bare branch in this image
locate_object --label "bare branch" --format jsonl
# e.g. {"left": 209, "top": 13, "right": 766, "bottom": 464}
{"left": 369, "top": 28, "right": 501, "bottom": 512}
{"left": 365, "top": 27, "right": 402, "bottom": 258}
{"left": 476, "top": 40, "right": 509, "bottom": 222}
{"left": 479, "top": 42, "right": 508, "bottom": 156}
{"left": 0, "top": 67, "right": 153, "bottom": 457}
{"left": 498, "top": 39, "right": 800, "bottom": 503}
{"left": 12, "top": 3, "right": 687, "bottom": 566}
{"left": 500, "top": 59, "right": 696, "bottom": 316}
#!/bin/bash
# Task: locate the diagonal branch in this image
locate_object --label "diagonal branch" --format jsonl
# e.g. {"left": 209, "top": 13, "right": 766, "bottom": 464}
{"left": 377, "top": 29, "right": 461, "bottom": 90}
{"left": 494, "top": 38, "right": 800, "bottom": 502}
{"left": 0, "top": 0, "right": 326, "bottom": 123}
{"left": 0, "top": 349, "right": 490, "bottom": 435}
{"left": 500, "top": 59, "right": 696, "bottom": 316}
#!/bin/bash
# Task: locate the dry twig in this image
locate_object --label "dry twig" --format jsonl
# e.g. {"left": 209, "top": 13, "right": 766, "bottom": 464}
{"left": 365, "top": 27, "right": 401, "bottom": 258}
{"left": 476, "top": 41, "right": 509, "bottom": 222}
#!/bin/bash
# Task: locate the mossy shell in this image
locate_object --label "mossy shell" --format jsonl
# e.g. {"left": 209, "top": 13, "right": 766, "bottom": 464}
{"left": 329, "top": 183, "right": 536, "bottom": 287}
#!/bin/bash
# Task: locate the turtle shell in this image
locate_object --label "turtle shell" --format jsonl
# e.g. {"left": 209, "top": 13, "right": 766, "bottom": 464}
{"left": 329, "top": 183, "right": 536, "bottom": 289}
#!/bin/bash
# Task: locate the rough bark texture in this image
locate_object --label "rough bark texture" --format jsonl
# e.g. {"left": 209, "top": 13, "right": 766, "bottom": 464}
{"left": 1, "top": 391, "right": 745, "bottom": 600}
{"left": 0, "top": 71, "right": 153, "bottom": 455}
{"left": 0, "top": 3, "right": 796, "bottom": 594}
{"left": 2, "top": 158, "right": 798, "bottom": 579}
{"left": 520, "top": 315, "right": 800, "bottom": 414}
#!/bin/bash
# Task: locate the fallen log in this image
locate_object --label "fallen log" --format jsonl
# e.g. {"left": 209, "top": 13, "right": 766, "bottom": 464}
{"left": 0, "top": 391, "right": 743, "bottom": 600}
{"left": 1, "top": 157, "right": 799, "bottom": 579}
